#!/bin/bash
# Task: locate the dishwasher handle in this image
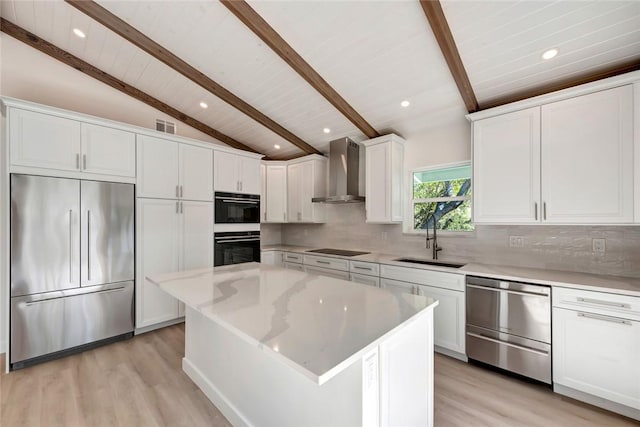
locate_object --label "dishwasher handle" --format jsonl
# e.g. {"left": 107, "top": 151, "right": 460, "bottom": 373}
{"left": 466, "top": 283, "right": 549, "bottom": 298}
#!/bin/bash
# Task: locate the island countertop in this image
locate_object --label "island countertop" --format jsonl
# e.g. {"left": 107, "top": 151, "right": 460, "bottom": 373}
{"left": 147, "top": 263, "right": 438, "bottom": 385}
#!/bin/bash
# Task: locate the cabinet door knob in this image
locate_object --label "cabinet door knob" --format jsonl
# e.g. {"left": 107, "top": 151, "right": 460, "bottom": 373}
{"left": 180, "top": 185, "right": 183, "bottom": 198}
{"left": 176, "top": 185, "right": 179, "bottom": 198}
{"left": 534, "top": 202, "right": 538, "bottom": 221}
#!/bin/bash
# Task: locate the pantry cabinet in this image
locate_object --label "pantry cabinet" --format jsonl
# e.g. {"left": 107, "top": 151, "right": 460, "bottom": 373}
{"left": 361, "top": 134, "right": 405, "bottom": 224}
{"left": 137, "top": 135, "right": 213, "bottom": 201}
{"left": 471, "top": 84, "right": 635, "bottom": 225}
{"left": 136, "top": 198, "right": 213, "bottom": 329}
{"left": 214, "top": 151, "right": 261, "bottom": 194}
{"left": 9, "top": 108, "right": 135, "bottom": 178}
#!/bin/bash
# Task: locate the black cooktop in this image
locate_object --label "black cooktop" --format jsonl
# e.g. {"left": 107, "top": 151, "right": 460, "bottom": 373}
{"left": 306, "top": 248, "right": 371, "bottom": 257}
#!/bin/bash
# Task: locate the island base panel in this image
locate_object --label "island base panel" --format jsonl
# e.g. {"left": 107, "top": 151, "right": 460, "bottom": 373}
{"left": 182, "top": 306, "right": 434, "bottom": 427}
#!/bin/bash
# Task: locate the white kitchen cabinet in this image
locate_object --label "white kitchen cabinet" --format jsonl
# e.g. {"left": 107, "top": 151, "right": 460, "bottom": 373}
{"left": 473, "top": 107, "right": 540, "bottom": 223}
{"left": 541, "top": 85, "right": 634, "bottom": 223}
{"left": 179, "top": 144, "right": 213, "bottom": 201}
{"left": 552, "top": 287, "right": 640, "bottom": 414}
{"left": 471, "top": 84, "right": 635, "bottom": 225}
{"left": 380, "top": 267, "right": 465, "bottom": 358}
{"left": 9, "top": 108, "right": 137, "bottom": 178}
{"left": 9, "top": 108, "right": 81, "bottom": 172}
{"left": 304, "top": 265, "right": 350, "bottom": 281}
{"left": 264, "top": 164, "right": 288, "bottom": 222}
{"left": 362, "top": 134, "right": 405, "bottom": 224}
{"left": 350, "top": 273, "right": 380, "bottom": 288}
{"left": 137, "top": 135, "right": 212, "bottom": 201}
{"left": 287, "top": 156, "right": 327, "bottom": 223}
{"left": 136, "top": 198, "right": 213, "bottom": 329}
{"left": 214, "top": 151, "right": 261, "bottom": 194}
{"left": 81, "top": 123, "right": 136, "bottom": 177}
{"left": 261, "top": 251, "right": 283, "bottom": 266}
{"left": 284, "top": 262, "right": 305, "bottom": 272}
{"left": 417, "top": 284, "right": 465, "bottom": 355}
{"left": 283, "top": 252, "right": 303, "bottom": 264}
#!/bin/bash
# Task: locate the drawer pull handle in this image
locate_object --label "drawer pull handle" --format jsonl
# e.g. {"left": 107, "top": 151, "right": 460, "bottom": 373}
{"left": 467, "top": 284, "right": 548, "bottom": 297}
{"left": 467, "top": 332, "right": 549, "bottom": 356}
{"left": 577, "top": 297, "right": 631, "bottom": 309}
{"left": 577, "top": 312, "right": 632, "bottom": 325}
{"left": 316, "top": 260, "right": 330, "bottom": 265}
{"left": 354, "top": 266, "right": 372, "bottom": 271}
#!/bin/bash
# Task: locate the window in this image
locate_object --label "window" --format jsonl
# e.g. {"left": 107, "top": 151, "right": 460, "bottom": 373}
{"left": 411, "top": 162, "right": 473, "bottom": 232}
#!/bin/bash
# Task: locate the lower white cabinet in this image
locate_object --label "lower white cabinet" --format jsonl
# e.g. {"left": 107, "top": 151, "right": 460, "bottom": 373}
{"left": 380, "top": 272, "right": 466, "bottom": 357}
{"left": 261, "top": 250, "right": 283, "bottom": 266}
{"left": 284, "top": 262, "right": 304, "bottom": 272}
{"left": 136, "top": 198, "right": 213, "bottom": 329}
{"left": 350, "top": 273, "right": 380, "bottom": 288}
{"left": 305, "top": 265, "right": 350, "bottom": 281}
{"left": 552, "top": 288, "right": 640, "bottom": 413}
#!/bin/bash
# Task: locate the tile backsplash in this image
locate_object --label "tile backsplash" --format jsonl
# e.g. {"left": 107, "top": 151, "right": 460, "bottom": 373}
{"left": 263, "top": 203, "right": 640, "bottom": 278}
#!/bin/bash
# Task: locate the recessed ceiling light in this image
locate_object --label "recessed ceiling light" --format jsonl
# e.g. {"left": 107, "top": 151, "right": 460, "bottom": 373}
{"left": 401, "top": 100, "right": 410, "bottom": 108}
{"left": 323, "top": 128, "right": 331, "bottom": 134}
{"left": 542, "top": 48, "right": 558, "bottom": 60}
{"left": 73, "top": 28, "right": 86, "bottom": 39}
{"left": 199, "top": 101, "right": 208, "bottom": 109}
{"left": 274, "top": 144, "right": 281, "bottom": 149}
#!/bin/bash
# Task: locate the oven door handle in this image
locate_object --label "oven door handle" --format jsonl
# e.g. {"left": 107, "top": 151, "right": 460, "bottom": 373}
{"left": 467, "top": 332, "right": 549, "bottom": 356}
{"left": 466, "top": 284, "right": 549, "bottom": 297}
{"left": 216, "top": 197, "right": 259, "bottom": 204}
{"left": 216, "top": 238, "right": 260, "bottom": 243}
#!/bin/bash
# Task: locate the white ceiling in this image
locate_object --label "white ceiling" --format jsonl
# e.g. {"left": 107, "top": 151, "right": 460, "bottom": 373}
{"left": 1, "top": 1, "right": 638, "bottom": 158}
{"left": 442, "top": 0, "right": 640, "bottom": 106}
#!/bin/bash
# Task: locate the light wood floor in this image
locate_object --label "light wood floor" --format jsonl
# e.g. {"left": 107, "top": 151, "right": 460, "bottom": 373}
{"left": 1, "top": 324, "right": 637, "bottom": 426}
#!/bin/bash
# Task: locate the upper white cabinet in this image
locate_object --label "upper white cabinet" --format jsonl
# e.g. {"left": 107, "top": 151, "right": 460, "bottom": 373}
{"left": 287, "top": 156, "right": 327, "bottom": 223}
{"left": 81, "top": 123, "right": 136, "bottom": 177}
{"left": 541, "top": 86, "right": 634, "bottom": 223}
{"left": 473, "top": 107, "right": 540, "bottom": 223}
{"left": 137, "top": 135, "right": 213, "bottom": 201}
{"left": 362, "top": 134, "right": 405, "bottom": 224}
{"left": 264, "top": 163, "right": 288, "bottom": 222}
{"left": 471, "top": 83, "right": 636, "bottom": 225}
{"left": 214, "top": 151, "right": 261, "bottom": 194}
{"left": 9, "top": 108, "right": 135, "bottom": 178}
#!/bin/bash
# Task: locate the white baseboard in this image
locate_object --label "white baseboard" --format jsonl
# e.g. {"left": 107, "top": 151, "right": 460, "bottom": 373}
{"left": 182, "top": 357, "right": 252, "bottom": 427}
{"left": 554, "top": 384, "right": 640, "bottom": 421}
{"left": 134, "top": 317, "right": 184, "bottom": 335}
{"left": 435, "top": 346, "right": 468, "bottom": 362}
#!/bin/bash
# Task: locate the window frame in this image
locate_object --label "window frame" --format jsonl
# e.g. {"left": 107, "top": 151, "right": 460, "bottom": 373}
{"left": 403, "top": 160, "right": 474, "bottom": 236}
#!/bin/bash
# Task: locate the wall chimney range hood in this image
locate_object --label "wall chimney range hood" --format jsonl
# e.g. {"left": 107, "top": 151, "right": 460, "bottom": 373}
{"left": 313, "top": 137, "right": 364, "bottom": 203}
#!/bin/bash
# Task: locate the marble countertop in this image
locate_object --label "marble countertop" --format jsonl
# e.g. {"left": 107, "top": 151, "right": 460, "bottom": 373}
{"left": 262, "top": 245, "right": 640, "bottom": 297}
{"left": 147, "top": 263, "right": 438, "bottom": 385}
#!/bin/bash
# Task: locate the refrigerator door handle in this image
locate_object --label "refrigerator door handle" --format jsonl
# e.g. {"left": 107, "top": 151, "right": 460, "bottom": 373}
{"left": 69, "top": 210, "right": 73, "bottom": 284}
{"left": 87, "top": 210, "right": 91, "bottom": 282}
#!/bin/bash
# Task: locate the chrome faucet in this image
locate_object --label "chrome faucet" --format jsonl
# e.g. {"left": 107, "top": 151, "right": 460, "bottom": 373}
{"left": 425, "top": 215, "right": 443, "bottom": 260}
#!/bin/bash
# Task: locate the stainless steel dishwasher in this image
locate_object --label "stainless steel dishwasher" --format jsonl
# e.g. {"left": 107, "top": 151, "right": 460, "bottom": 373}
{"left": 466, "top": 275, "right": 551, "bottom": 384}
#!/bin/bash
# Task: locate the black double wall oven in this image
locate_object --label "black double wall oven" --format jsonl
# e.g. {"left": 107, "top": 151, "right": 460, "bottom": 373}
{"left": 214, "top": 191, "right": 261, "bottom": 266}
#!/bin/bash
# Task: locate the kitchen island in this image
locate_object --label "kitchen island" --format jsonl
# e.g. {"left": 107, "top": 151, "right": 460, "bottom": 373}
{"left": 147, "top": 263, "right": 438, "bottom": 427}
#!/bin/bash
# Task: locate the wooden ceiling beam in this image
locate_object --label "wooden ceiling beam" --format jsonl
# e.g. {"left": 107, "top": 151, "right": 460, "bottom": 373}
{"left": 220, "top": 0, "right": 380, "bottom": 139}
{"left": 0, "top": 17, "right": 263, "bottom": 155}
{"left": 420, "top": 0, "right": 478, "bottom": 113}
{"left": 65, "top": 0, "right": 320, "bottom": 156}
{"left": 479, "top": 59, "right": 640, "bottom": 110}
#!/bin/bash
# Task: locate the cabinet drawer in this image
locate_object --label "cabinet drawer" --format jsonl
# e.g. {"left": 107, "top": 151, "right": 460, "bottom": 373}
{"left": 553, "top": 287, "right": 640, "bottom": 321}
{"left": 380, "top": 264, "right": 464, "bottom": 291}
{"left": 349, "top": 261, "right": 379, "bottom": 276}
{"left": 350, "top": 273, "right": 380, "bottom": 288}
{"left": 304, "top": 255, "right": 349, "bottom": 271}
{"left": 304, "top": 265, "right": 350, "bottom": 281}
{"left": 284, "top": 262, "right": 304, "bottom": 271}
{"left": 283, "top": 252, "right": 303, "bottom": 264}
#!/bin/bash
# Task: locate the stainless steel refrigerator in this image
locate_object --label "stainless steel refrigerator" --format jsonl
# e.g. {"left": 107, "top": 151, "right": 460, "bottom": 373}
{"left": 10, "top": 174, "right": 134, "bottom": 368}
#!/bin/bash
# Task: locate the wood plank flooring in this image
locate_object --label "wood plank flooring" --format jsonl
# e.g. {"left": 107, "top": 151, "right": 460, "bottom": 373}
{"left": 1, "top": 324, "right": 637, "bottom": 426}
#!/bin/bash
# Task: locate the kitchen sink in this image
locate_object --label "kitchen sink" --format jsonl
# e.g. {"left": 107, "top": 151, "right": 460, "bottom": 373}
{"left": 394, "top": 258, "right": 466, "bottom": 269}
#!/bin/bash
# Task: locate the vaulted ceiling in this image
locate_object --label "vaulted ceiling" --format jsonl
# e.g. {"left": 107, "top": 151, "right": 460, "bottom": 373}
{"left": 1, "top": 1, "right": 639, "bottom": 160}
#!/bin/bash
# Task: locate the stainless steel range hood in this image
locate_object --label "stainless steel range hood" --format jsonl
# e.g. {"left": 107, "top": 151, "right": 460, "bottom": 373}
{"left": 312, "top": 137, "right": 365, "bottom": 203}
